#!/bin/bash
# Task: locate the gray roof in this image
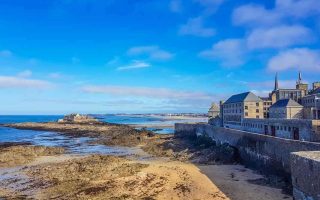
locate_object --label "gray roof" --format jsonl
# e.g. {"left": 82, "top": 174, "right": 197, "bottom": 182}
{"left": 270, "top": 99, "right": 302, "bottom": 108}
{"left": 224, "top": 92, "right": 262, "bottom": 104}
{"left": 311, "top": 88, "right": 320, "bottom": 94}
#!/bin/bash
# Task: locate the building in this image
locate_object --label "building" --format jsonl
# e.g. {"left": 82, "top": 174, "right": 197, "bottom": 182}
{"left": 222, "top": 92, "right": 263, "bottom": 129}
{"left": 269, "top": 99, "right": 303, "bottom": 119}
{"left": 208, "top": 103, "right": 220, "bottom": 118}
{"left": 269, "top": 72, "right": 307, "bottom": 104}
{"left": 312, "top": 82, "right": 320, "bottom": 91}
{"left": 241, "top": 118, "right": 320, "bottom": 141}
{"left": 261, "top": 97, "right": 272, "bottom": 118}
{"left": 301, "top": 93, "right": 320, "bottom": 120}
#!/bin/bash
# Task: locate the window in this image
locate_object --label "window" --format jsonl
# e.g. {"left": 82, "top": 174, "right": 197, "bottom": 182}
{"left": 256, "top": 103, "right": 259, "bottom": 106}
{"left": 277, "top": 126, "right": 279, "bottom": 130}
{"left": 245, "top": 112, "right": 248, "bottom": 116}
{"left": 256, "top": 116, "right": 259, "bottom": 119}
{"left": 245, "top": 106, "right": 248, "bottom": 110}
{"left": 284, "top": 126, "right": 287, "bottom": 131}
{"left": 256, "top": 109, "right": 259, "bottom": 113}
{"left": 288, "top": 127, "right": 291, "bottom": 131}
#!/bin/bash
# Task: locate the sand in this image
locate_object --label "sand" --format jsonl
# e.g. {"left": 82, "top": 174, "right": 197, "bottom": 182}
{"left": 0, "top": 153, "right": 228, "bottom": 200}
{"left": 199, "top": 164, "right": 292, "bottom": 200}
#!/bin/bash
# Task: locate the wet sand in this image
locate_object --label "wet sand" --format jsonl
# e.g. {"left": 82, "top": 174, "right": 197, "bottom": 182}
{"left": 199, "top": 165, "right": 292, "bottom": 200}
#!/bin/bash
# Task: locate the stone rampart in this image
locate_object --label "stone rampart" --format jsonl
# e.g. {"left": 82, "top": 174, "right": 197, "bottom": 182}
{"left": 175, "top": 123, "right": 320, "bottom": 176}
{"left": 291, "top": 151, "right": 320, "bottom": 200}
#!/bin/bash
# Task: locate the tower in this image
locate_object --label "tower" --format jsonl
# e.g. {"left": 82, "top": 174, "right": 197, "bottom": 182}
{"left": 274, "top": 72, "right": 279, "bottom": 91}
{"left": 296, "top": 71, "right": 308, "bottom": 96}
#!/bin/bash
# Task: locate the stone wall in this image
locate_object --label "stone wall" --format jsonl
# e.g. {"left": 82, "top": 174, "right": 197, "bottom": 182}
{"left": 291, "top": 151, "right": 320, "bottom": 200}
{"left": 175, "top": 123, "right": 320, "bottom": 176}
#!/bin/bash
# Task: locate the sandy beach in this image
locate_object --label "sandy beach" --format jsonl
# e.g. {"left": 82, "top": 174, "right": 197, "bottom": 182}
{"left": 0, "top": 122, "right": 292, "bottom": 199}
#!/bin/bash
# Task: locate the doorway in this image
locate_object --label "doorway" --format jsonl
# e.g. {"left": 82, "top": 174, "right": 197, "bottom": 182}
{"left": 264, "top": 125, "right": 268, "bottom": 135}
{"left": 271, "top": 126, "right": 276, "bottom": 136}
{"left": 293, "top": 128, "right": 299, "bottom": 140}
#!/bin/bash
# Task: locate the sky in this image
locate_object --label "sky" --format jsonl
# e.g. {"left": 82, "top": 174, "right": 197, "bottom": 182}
{"left": 0, "top": 0, "right": 320, "bottom": 114}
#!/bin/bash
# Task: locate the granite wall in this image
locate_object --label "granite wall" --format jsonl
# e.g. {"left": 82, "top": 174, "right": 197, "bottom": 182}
{"left": 175, "top": 123, "right": 320, "bottom": 176}
{"left": 291, "top": 151, "right": 320, "bottom": 200}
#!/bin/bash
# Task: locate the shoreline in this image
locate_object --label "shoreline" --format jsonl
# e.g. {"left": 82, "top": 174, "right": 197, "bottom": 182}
{"left": 0, "top": 122, "right": 293, "bottom": 199}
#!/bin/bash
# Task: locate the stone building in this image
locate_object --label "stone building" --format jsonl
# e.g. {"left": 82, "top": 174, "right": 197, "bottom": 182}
{"left": 269, "top": 72, "right": 307, "bottom": 104}
{"left": 261, "top": 97, "right": 272, "bottom": 118}
{"left": 222, "top": 92, "right": 263, "bottom": 129}
{"left": 301, "top": 93, "right": 320, "bottom": 120}
{"left": 269, "top": 99, "right": 303, "bottom": 119}
{"left": 207, "top": 103, "right": 220, "bottom": 118}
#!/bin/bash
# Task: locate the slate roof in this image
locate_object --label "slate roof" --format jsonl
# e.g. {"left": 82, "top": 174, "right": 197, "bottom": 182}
{"left": 270, "top": 99, "right": 303, "bottom": 108}
{"left": 224, "top": 92, "right": 262, "bottom": 104}
{"left": 311, "top": 88, "right": 320, "bottom": 95}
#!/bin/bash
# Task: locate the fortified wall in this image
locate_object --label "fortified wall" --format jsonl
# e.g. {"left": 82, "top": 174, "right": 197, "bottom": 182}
{"left": 175, "top": 123, "right": 320, "bottom": 199}
{"left": 175, "top": 123, "right": 320, "bottom": 175}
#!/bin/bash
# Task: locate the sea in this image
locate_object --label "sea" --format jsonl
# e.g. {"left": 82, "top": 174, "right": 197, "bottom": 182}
{"left": 0, "top": 114, "right": 207, "bottom": 155}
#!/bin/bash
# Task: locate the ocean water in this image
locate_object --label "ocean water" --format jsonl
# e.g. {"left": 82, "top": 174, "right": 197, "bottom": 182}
{"left": 0, "top": 115, "right": 206, "bottom": 154}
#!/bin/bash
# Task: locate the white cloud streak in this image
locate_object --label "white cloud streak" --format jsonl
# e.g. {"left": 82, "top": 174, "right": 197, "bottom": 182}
{"left": 116, "top": 60, "right": 151, "bottom": 71}
{"left": 267, "top": 48, "right": 320, "bottom": 72}
{"left": 127, "top": 46, "right": 173, "bottom": 61}
{"left": 179, "top": 17, "right": 215, "bottom": 37}
{"left": 81, "top": 85, "right": 215, "bottom": 100}
{"left": 247, "top": 25, "right": 314, "bottom": 49}
{"left": 0, "top": 76, "right": 54, "bottom": 89}
{"left": 199, "top": 39, "right": 246, "bottom": 67}
{"left": 17, "top": 70, "right": 33, "bottom": 78}
{"left": 233, "top": 0, "right": 320, "bottom": 27}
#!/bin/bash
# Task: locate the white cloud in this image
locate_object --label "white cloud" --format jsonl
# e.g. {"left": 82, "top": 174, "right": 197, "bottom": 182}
{"left": 276, "top": 0, "right": 320, "bottom": 18}
{"left": 232, "top": 4, "right": 281, "bottom": 27}
{"left": 194, "top": 0, "right": 225, "bottom": 14}
{"left": 0, "top": 76, "right": 53, "bottom": 89}
{"left": 199, "top": 39, "right": 246, "bottom": 67}
{"left": 0, "top": 50, "right": 13, "bottom": 57}
{"left": 247, "top": 25, "right": 314, "bottom": 49}
{"left": 116, "top": 60, "right": 151, "bottom": 71}
{"left": 17, "top": 70, "right": 33, "bottom": 78}
{"left": 169, "top": 0, "right": 182, "bottom": 13}
{"left": 49, "top": 72, "right": 62, "bottom": 79}
{"left": 233, "top": 0, "right": 320, "bottom": 27}
{"left": 179, "top": 17, "right": 215, "bottom": 37}
{"left": 247, "top": 80, "right": 297, "bottom": 90}
{"left": 127, "top": 46, "right": 173, "bottom": 60}
{"left": 267, "top": 48, "right": 320, "bottom": 71}
{"left": 81, "top": 85, "right": 214, "bottom": 100}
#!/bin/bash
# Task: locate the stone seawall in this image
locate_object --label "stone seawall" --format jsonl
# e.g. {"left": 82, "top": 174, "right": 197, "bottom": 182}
{"left": 291, "top": 151, "right": 320, "bottom": 200}
{"left": 175, "top": 123, "right": 320, "bottom": 176}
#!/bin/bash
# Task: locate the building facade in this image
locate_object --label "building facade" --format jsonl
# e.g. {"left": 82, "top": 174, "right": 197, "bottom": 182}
{"left": 301, "top": 94, "right": 320, "bottom": 120}
{"left": 269, "top": 99, "right": 303, "bottom": 119}
{"left": 222, "top": 92, "right": 263, "bottom": 129}
{"left": 208, "top": 103, "right": 220, "bottom": 118}
{"left": 269, "top": 72, "right": 307, "bottom": 104}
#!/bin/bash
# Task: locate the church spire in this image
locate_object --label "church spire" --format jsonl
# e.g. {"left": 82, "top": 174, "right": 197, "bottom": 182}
{"left": 274, "top": 72, "right": 279, "bottom": 91}
{"left": 297, "top": 71, "right": 302, "bottom": 84}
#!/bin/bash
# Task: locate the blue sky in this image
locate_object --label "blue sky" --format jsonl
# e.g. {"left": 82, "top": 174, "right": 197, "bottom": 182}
{"left": 1, "top": 0, "right": 320, "bottom": 114}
